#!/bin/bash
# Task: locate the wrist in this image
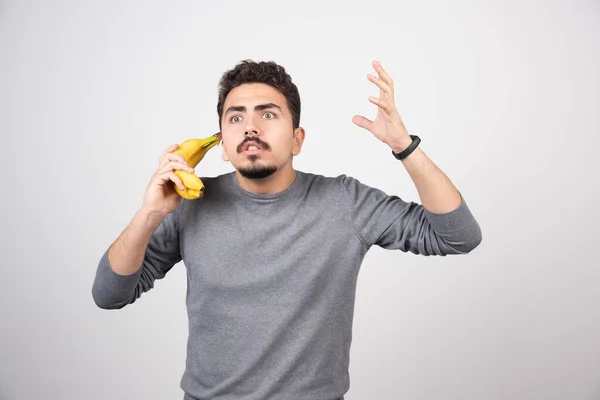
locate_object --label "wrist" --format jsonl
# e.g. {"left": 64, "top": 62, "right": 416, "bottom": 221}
{"left": 390, "top": 137, "right": 413, "bottom": 153}
{"left": 137, "top": 207, "right": 167, "bottom": 228}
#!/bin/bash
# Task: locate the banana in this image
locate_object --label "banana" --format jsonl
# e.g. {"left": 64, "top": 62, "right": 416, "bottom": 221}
{"left": 172, "top": 132, "right": 222, "bottom": 200}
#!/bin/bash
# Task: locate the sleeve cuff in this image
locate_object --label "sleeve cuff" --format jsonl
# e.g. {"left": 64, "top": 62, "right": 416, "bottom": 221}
{"left": 422, "top": 193, "right": 482, "bottom": 250}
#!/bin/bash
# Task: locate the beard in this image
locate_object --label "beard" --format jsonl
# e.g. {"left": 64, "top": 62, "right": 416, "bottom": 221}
{"left": 237, "top": 159, "right": 278, "bottom": 180}
{"left": 235, "top": 137, "right": 278, "bottom": 179}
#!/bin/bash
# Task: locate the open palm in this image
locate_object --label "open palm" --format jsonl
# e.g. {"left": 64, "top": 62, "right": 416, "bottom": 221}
{"left": 352, "top": 61, "right": 410, "bottom": 150}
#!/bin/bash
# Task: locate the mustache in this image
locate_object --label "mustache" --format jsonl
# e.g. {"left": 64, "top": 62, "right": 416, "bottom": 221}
{"left": 237, "top": 137, "right": 270, "bottom": 153}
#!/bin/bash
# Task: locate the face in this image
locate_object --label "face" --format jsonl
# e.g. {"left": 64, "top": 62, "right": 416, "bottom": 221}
{"left": 220, "top": 83, "right": 305, "bottom": 180}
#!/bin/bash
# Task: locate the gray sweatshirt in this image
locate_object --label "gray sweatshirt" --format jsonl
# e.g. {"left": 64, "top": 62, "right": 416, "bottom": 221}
{"left": 92, "top": 170, "right": 482, "bottom": 400}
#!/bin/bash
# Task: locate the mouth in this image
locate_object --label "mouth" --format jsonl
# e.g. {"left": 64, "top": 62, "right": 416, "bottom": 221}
{"left": 240, "top": 140, "right": 267, "bottom": 155}
{"left": 242, "top": 146, "right": 266, "bottom": 155}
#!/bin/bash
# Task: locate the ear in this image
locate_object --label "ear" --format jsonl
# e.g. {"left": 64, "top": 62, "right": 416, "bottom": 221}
{"left": 222, "top": 141, "right": 230, "bottom": 162}
{"left": 291, "top": 127, "right": 305, "bottom": 156}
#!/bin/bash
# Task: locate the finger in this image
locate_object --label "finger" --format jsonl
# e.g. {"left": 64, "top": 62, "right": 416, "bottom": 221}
{"left": 153, "top": 169, "right": 184, "bottom": 190}
{"left": 352, "top": 115, "right": 373, "bottom": 131}
{"left": 373, "top": 60, "right": 393, "bottom": 86}
{"left": 160, "top": 153, "right": 188, "bottom": 169}
{"left": 368, "top": 96, "right": 393, "bottom": 113}
{"left": 167, "top": 171, "right": 185, "bottom": 190}
{"left": 367, "top": 73, "right": 391, "bottom": 95}
{"left": 159, "top": 144, "right": 179, "bottom": 164}
{"left": 159, "top": 160, "right": 195, "bottom": 174}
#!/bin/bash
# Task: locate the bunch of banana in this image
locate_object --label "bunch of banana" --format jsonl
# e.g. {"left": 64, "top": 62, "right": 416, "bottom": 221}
{"left": 172, "top": 132, "right": 222, "bottom": 200}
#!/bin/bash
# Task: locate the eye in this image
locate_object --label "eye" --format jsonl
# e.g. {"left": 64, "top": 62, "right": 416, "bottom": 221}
{"left": 230, "top": 115, "right": 242, "bottom": 123}
{"left": 263, "top": 112, "right": 275, "bottom": 119}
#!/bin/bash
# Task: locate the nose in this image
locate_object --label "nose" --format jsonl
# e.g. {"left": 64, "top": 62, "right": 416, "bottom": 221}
{"left": 244, "top": 115, "right": 260, "bottom": 136}
{"left": 244, "top": 127, "right": 260, "bottom": 137}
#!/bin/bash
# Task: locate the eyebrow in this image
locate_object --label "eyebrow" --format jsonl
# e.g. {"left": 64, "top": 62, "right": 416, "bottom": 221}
{"left": 224, "top": 103, "right": 282, "bottom": 116}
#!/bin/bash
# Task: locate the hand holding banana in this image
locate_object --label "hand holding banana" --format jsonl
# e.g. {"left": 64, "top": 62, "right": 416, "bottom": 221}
{"left": 171, "top": 133, "right": 222, "bottom": 199}
{"left": 141, "top": 133, "right": 222, "bottom": 218}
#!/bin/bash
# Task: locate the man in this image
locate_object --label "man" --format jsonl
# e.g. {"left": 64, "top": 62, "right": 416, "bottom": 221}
{"left": 92, "top": 59, "right": 482, "bottom": 400}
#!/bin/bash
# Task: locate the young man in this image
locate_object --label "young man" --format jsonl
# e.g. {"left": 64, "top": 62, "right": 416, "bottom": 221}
{"left": 92, "top": 60, "right": 482, "bottom": 400}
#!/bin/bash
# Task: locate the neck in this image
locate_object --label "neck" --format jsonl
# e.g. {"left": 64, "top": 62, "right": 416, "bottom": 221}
{"left": 235, "top": 164, "right": 297, "bottom": 195}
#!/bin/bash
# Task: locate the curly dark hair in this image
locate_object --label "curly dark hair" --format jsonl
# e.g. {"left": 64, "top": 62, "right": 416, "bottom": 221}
{"left": 216, "top": 60, "right": 301, "bottom": 131}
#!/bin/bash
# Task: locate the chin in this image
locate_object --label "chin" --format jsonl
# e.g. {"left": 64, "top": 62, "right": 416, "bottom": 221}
{"left": 237, "top": 163, "right": 278, "bottom": 180}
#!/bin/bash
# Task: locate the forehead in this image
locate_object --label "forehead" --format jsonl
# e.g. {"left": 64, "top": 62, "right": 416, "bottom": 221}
{"left": 224, "top": 83, "right": 288, "bottom": 112}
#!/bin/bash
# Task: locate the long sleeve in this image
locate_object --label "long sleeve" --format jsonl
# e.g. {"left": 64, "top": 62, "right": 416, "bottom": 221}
{"left": 340, "top": 175, "right": 482, "bottom": 255}
{"left": 91, "top": 206, "right": 183, "bottom": 309}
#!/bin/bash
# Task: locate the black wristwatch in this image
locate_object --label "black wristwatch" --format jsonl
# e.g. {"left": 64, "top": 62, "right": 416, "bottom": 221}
{"left": 392, "top": 135, "right": 421, "bottom": 160}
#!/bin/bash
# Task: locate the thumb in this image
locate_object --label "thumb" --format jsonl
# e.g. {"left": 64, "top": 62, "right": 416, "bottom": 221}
{"left": 352, "top": 115, "right": 373, "bottom": 131}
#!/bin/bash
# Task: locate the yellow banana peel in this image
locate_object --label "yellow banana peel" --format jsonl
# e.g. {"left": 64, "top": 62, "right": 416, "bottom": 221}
{"left": 172, "top": 132, "right": 222, "bottom": 200}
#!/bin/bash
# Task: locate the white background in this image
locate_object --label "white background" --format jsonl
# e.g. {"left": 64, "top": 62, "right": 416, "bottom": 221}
{"left": 1, "top": 0, "right": 599, "bottom": 399}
